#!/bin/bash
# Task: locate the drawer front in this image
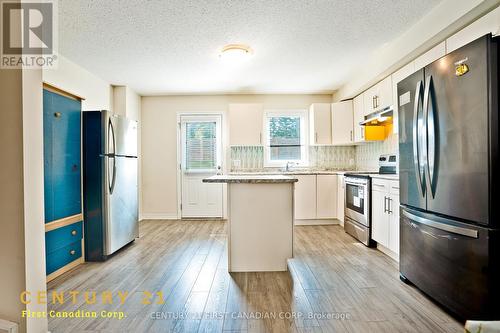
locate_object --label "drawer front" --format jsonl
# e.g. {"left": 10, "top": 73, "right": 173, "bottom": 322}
{"left": 371, "top": 178, "right": 389, "bottom": 192}
{"left": 389, "top": 180, "right": 400, "bottom": 195}
{"left": 46, "top": 240, "right": 82, "bottom": 275}
{"left": 45, "top": 221, "right": 83, "bottom": 255}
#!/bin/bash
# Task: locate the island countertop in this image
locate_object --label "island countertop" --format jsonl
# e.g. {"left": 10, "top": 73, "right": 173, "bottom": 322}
{"left": 203, "top": 174, "right": 298, "bottom": 183}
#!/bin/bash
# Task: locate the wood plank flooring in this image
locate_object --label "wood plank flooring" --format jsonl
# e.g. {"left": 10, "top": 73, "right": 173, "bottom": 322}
{"left": 47, "top": 220, "right": 463, "bottom": 333}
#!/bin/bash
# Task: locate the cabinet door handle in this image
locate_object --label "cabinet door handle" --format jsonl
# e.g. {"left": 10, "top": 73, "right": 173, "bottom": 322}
{"left": 71, "top": 230, "right": 77, "bottom": 236}
{"left": 259, "top": 132, "right": 262, "bottom": 144}
{"left": 54, "top": 112, "right": 62, "bottom": 118}
{"left": 372, "top": 96, "right": 375, "bottom": 109}
{"left": 388, "top": 197, "right": 392, "bottom": 214}
{"left": 350, "top": 130, "right": 353, "bottom": 141}
{"left": 384, "top": 196, "right": 387, "bottom": 213}
{"left": 70, "top": 250, "right": 76, "bottom": 255}
{"left": 315, "top": 132, "right": 318, "bottom": 143}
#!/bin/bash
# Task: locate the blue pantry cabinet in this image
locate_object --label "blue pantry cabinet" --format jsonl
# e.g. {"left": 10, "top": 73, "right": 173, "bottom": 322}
{"left": 43, "top": 87, "right": 84, "bottom": 281}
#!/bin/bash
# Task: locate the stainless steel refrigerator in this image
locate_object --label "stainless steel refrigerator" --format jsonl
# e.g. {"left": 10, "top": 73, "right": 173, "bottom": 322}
{"left": 83, "top": 111, "right": 138, "bottom": 261}
{"left": 398, "top": 34, "right": 499, "bottom": 320}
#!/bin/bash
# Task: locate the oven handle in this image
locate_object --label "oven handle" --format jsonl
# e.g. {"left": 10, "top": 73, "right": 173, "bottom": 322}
{"left": 345, "top": 180, "right": 368, "bottom": 186}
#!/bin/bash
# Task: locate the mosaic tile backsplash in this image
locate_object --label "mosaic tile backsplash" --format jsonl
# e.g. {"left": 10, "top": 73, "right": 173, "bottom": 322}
{"left": 355, "top": 133, "right": 399, "bottom": 171}
{"left": 230, "top": 145, "right": 356, "bottom": 171}
{"left": 230, "top": 134, "right": 399, "bottom": 172}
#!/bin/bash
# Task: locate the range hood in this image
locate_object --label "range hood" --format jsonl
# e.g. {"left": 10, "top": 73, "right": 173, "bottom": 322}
{"left": 359, "top": 106, "right": 394, "bottom": 141}
{"left": 360, "top": 106, "right": 394, "bottom": 126}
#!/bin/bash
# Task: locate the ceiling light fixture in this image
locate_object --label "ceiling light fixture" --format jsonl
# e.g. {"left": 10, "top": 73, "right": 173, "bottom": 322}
{"left": 219, "top": 44, "right": 253, "bottom": 63}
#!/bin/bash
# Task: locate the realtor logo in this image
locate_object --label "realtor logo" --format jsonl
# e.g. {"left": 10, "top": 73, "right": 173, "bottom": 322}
{"left": 1, "top": 0, "right": 58, "bottom": 68}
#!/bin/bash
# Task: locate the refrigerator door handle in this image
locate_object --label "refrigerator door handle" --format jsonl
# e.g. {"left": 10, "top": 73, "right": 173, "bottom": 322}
{"left": 402, "top": 209, "right": 478, "bottom": 238}
{"left": 423, "top": 75, "right": 436, "bottom": 198}
{"left": 108, "top": 118, "right": 117, "bottom": 194}
{"left": 412, "top": 80, "right": 426, "bottom": 197}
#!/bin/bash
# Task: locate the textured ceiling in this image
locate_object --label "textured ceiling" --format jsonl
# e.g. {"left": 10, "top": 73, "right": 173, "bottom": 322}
{"left": 59, "top": 0, "right": 442, "bottom": 95}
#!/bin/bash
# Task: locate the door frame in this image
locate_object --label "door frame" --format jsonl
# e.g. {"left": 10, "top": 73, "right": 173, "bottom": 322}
{"left": 176, "top": 112, "right": 225, "bottom": 219}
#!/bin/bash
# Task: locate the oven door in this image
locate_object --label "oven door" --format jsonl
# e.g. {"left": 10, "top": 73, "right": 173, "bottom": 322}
{"left": 345, "top": 179, "right": 369, "bottom": 226}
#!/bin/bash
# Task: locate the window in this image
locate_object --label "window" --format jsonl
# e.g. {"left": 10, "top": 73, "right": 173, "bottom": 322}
{"left": 181, "top": 115, "right": 221, "bottom": 172}
{"left": 264, "top": 110, "right": 308, "bottom": 166}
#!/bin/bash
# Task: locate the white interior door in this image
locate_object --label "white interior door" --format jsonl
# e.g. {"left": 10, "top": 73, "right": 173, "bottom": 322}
{"left": 180, "top": 115, "right": 223, "bottom": 218}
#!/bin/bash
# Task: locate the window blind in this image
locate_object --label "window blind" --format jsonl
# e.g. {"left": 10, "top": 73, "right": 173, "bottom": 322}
{"left": 185, "top": 122, "right": 217, "bottom": 170}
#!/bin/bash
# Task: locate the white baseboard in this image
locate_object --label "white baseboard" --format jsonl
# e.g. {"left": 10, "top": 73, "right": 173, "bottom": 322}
{"left": 140, "top": 213, "right": 179, "bottom": 220}
{"left": 294, "top": 218, "right": 340, "bottom": 226}
{"left": 376, "top": 243, "right": 399, "bottom": 262}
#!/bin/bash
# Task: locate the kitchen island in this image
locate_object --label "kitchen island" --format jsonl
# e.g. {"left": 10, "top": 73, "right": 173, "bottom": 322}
{"left": 203, "top": 175, "right": 297, "bottom": 272}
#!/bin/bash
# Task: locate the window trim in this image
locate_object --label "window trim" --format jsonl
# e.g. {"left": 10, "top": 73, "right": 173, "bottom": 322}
{"left": 263, "top": 109, "right": 309, "bottom": 167}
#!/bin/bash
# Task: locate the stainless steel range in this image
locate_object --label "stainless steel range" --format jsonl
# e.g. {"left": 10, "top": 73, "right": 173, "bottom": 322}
{"left": 344, "top": 154, "right": 397, "bottom": 246}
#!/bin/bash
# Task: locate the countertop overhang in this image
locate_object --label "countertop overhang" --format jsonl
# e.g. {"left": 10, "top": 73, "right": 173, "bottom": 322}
{"left": 203, "top": 175, "right": 298, "bottom": 183}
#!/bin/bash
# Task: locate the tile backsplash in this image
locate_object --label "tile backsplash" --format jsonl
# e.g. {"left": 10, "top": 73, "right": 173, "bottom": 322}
{"left": 355, "top": 133, "right": 399, "bottom": 171}
{"left": 230, "top": 145, "right": 356, "bottom": 171}
{"left": 229, "top": 134, "right": 399, "bottom": 172}
{"left": 230, "top": 146, "right": 264, "bottom": 170}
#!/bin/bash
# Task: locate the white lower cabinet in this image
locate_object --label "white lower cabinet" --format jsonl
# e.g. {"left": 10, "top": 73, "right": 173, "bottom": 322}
{"left": 294, "top": 174, "right": 339, "bottom": 223}
{"left": 316, "top": 175, "right": 338, "bottom": 218}
{"left": 294, "top": 175, "right": 317, "bottom": 220}
{"left": 371, "top": 190, "right": 389, "bottom": 246}
{"left": 337, "top": 175, "right": 345, "bottom": 225}
{"left": 388, "top": 192, "right": 400, "bottom": 254}
{"left": 371, "top": 178, "right": 400, "bottom": 259}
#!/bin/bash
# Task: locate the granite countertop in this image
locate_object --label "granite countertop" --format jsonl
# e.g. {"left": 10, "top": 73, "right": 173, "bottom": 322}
{"left": 229, "top": 169, "right": 355, "bottom": 176}
{"left": 203, "top": 175, "right": 298, "bottom": 183}
{"left": 370, "top": 174, "right": 399, "bottom": 180}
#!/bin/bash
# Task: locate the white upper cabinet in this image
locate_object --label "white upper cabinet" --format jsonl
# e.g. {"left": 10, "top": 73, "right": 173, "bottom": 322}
{"left": 229, "top": 103, "right": 263, "bottom": 145}
{"left": 363, "top": 76, "right": 393, "bottom": 115}
{"left": 391, "top": 62, "right": 415, "bottom": 135}
{"left": 331, "top": 100, "right": 354, "bottom": 145}
{"left": 353, "top": 94, "right": 365, "bottom": 142}
{"left": 446, "top": 6, "right": 500, "bottom": 53}
{"left": 316, "top": 175, "right": 338, "bottom": 219}
{"left": 414, "top": 41, "right": 446, "bottom": 71}
{"left": 309, "top": 103, "right": 332, "bottom": 145}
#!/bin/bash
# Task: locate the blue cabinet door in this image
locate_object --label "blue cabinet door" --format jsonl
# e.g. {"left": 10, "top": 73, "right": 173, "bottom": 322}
{"left": 43, "top": 89, "right": 82, "bottom": 222}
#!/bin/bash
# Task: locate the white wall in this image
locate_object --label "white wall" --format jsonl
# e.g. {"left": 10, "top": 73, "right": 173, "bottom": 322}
{"left": 334, "top": 0, "right": 500, "bottom": 101}
{"left": 43, "top": 55, "right": 112, "bottom": 110}
{"left": 0, "top": 58, "right": 47, "bottom": 333}
{"left": 141, "top": 94, "right": 331, "bottom": 219}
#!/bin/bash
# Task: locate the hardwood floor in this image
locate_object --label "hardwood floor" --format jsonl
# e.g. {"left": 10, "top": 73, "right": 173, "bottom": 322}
{"left": 47, "top": 220, "right": 463, "bottom": 333}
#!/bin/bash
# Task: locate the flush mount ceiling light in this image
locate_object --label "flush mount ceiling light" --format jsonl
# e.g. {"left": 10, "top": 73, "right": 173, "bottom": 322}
{"left": 219, "top": 44, "right": 253, "bottom": 63}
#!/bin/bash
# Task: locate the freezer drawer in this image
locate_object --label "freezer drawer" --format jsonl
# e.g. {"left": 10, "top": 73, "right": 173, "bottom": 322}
{"left": 400, "top": 207, "right": 500, "bottom": 320}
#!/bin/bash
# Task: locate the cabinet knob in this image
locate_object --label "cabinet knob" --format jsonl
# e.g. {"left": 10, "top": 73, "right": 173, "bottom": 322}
{"left": 70, "top": 250, "right": 76, "bottom": 255}
{"left": 71, "top": 230, "right": 77, "bottom": 236}
{"left": 54, "top": 112, "right": 62, "bottom": 118}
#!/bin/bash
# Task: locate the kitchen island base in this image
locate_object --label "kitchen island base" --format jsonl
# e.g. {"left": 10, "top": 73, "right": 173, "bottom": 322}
{"left": 203, "top": 175, "right": 296, "bottom": 272}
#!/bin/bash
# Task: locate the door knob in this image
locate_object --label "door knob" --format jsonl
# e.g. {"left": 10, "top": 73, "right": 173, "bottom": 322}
{"left": 54, "top": 112, "right": 62, "bottom": 118}
{"left": 71, "top": 230, "right": 77, "bottom": 236}
{"left": 69, "top": 250, "right": 76, "bottom": 255}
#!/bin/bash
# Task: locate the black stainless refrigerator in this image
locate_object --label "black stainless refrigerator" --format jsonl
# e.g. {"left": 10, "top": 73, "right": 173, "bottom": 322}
{"left": 83, "top": 111, "right": 139, "bottom": 261}
{"left": 398, "top": 34, "right": 499, "bottom": 320}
